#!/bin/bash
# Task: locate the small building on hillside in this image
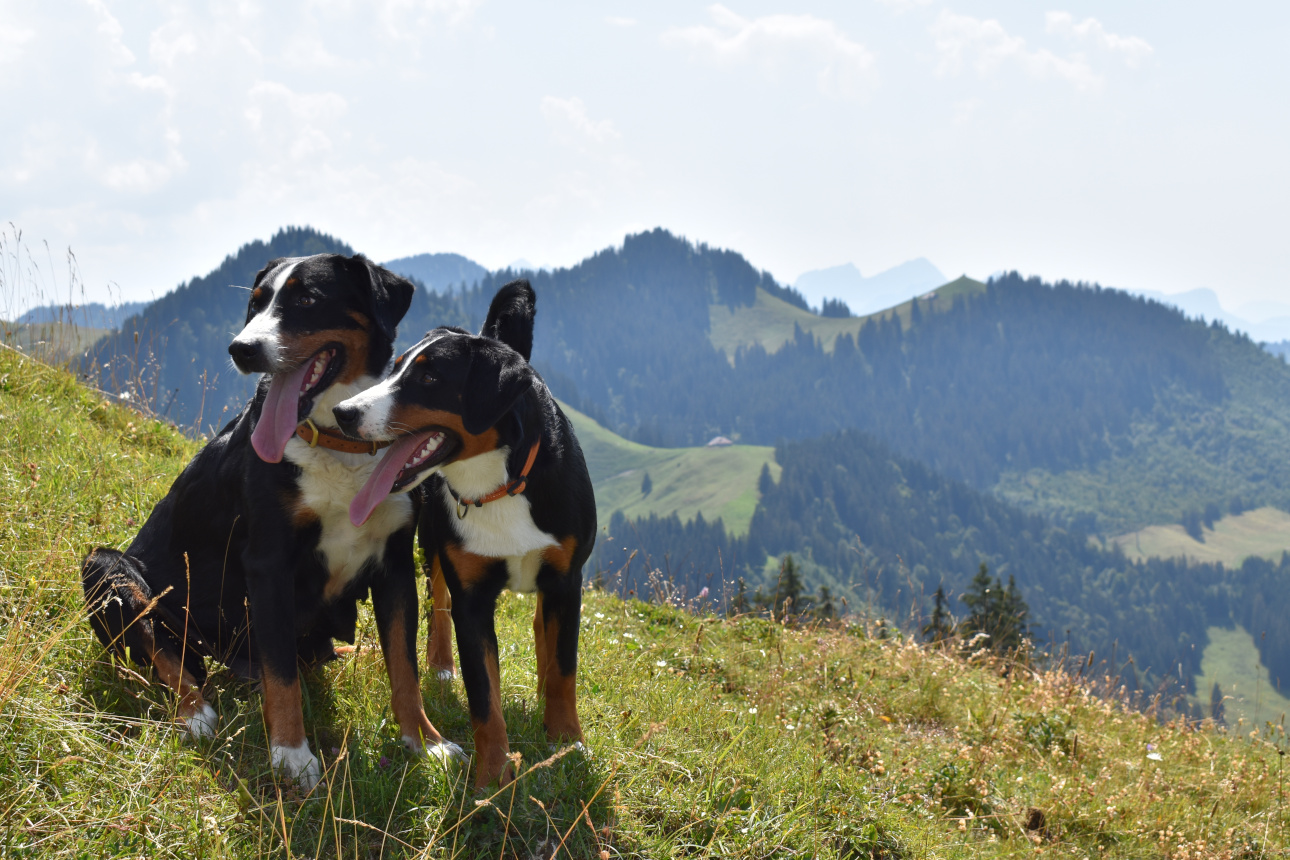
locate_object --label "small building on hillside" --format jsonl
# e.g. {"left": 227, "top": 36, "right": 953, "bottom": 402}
{"left": 706, "top": 435, "right": 734, "bottom": 447}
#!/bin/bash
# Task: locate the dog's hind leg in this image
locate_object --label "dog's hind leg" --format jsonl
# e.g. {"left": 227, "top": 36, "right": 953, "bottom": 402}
{"left": 81, "top": 548, "right": 216, "bottom": 738}
{"left": 426, "top": 555, "right": 456, "bottom": 680}
{"left": 536, "top": 540, "right": 586, "bottom": 746}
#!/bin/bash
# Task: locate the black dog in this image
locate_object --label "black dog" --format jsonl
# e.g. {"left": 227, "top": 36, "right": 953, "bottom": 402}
{"left": 81, "top": 253, "right": 461, "bottom": 789}
{"left": 335, "top": 280, "right": 596, "bottom": 787}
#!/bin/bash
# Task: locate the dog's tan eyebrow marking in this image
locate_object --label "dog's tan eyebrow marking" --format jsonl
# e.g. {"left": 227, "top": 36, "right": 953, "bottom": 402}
{"left": 285, "top": 277, "right": 301, "bottom": 288}
{"left": 414, "top": 354, "right": 428, "bottom": 365}
{"left": 252, "top": 286, "right": 267, "bottom": 302}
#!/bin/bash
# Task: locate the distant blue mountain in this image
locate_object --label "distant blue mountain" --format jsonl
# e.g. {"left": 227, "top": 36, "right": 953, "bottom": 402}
{"left": 794, "top": 258, "right": 947, "bottom": 316}
{"left": 383, "top": 252, "right": 488, "bottom": 294}
{"left": 17, "top": 300, "right": 148, "bottom": 330}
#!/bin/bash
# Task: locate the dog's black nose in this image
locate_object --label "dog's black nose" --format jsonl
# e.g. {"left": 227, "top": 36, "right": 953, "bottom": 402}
{"left": 228, "top": 340, "right": 262, "bottom": 369}
{"left": 333, "top": 404, "right": 361, "bottom": 437}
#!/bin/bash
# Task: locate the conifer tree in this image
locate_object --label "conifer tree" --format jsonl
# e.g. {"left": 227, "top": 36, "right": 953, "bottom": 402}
{"left": 641, "top": 471, "right": 653, "bottom": 497}
{"left": 1210, "top": 682, "right": 1226, "bottom": 725}
{"left": 922, "top": 584, "right": 953, "bottom": 643}
{"left": 815, "top": 585, "right": 836, "bottom": 621}
{"left": 758, "top": 462, "right": 774, "bottom": 495}
{"left": 961, "top": 563, "right": 994, "bottom": 629}
{"left": 960, "top": 563, "right": 1030, "bottom": 654}
{"left": 775, "top": 554, "right": 805, "bottom": 619}
{"left": 731, "top": 577, "right": 749, "bottom": 616}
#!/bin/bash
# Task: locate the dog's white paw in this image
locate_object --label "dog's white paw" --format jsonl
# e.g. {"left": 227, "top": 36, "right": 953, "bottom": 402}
{"left": 552, "top": 740, "right": 589, "bottom": 757}
{"left": 435, "top": 668, "right": 454, "bottom": 682}
{"left": 182, "top": 703, "right": 218, "bottom": 740}
{"left": 271, "top": 741, "right": 321, "bottom": 789}
{"left": 404, "top": 735, "right": 466, "bottom": 764}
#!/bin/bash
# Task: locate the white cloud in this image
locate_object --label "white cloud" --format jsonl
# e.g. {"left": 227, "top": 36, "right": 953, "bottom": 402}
{"left": 1046, "top": 12, "right": 1153, "bottom": 67}
{"left": 83, "top": 0, "right": 136, "bottom": 66}
{"left": 246, "top": 81, "right": 348, "bottom": 125}
{"left": 0, "top": 24, "right": 36, "bottom": 63}
{"left": 149, "top": 21, "right": 197, "bottom": 67}
{"left": 663, "top": 4, "right": 875, "bottom": 99}
{"left": 605, "top": 16, "right": 637, "bottom": 27}
{"left": 376, "top": 0, "right": 482, "bottom": 37}
{"left": 245, "top": 81, "right": 349, "bottom": 160}
{"left": 931, "top": 10, "right": 1099, "bottom": 91}
{"left": 541, "top": 96, "right": 621, "bottom": 146}
{"left": 282, "top": 34, "right": 348, "bottom": 68}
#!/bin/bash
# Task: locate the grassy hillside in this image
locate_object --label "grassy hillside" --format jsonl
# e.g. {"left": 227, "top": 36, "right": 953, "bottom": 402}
{"left": 6, "top": 345, "right": 1289, "bottom": 857}
{"left": 1194, "top": 626, "right": 1290, "bottom": 729}
{"left": 563, "top": 402, "right": 778, "bottom": 537}
{"left": 1110, "top": 506, "right": 1290, "bottom": 567}
{"left": 708, "top": 276, "right": 986, "bottom": 359}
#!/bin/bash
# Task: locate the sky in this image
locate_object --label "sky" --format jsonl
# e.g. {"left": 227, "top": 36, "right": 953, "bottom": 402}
{"left": 2, "top": 1, "right": 1287, "bottom": 315}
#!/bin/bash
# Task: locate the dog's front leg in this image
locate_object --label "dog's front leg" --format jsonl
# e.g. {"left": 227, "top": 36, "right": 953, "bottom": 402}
{"left": 452, "top": 587, "right": 513, "bottom": 789}
{"left": 372, "top": 528, "right": 463, "bottom": 765}
{"left": 244, "top": 547, "right": 321, "bottom": 790}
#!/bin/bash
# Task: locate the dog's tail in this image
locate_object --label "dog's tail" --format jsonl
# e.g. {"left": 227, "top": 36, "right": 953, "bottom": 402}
{"left": 82, "top": 547, "right": 215, "bottom": 732}
{"left": 81, "top": 548, "right": 206, "bottom": 679}
{"left": 81, "top": 547, "right": 162, "bottom": 664}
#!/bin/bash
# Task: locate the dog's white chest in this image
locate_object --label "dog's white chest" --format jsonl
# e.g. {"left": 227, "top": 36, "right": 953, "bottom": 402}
{"left": 439, "top": 450, "right": 556, "bottom": 593}
{"left": 287, "top": 439, "right": 412, "bottom": 599}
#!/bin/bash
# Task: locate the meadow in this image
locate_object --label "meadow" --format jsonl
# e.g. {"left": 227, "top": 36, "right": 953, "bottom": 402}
{"left": 2, "top": 343, "right": 1289, "bottom": 858}
{"left": 1111, "top": 508, "right": 1290, "bottom": 569}
{"left": 564, "top": 402, "right": 778, "bottom": 538}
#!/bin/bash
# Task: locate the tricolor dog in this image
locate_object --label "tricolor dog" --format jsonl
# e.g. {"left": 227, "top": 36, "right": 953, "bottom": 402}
{"left": 81, "top": 253, "right": 461, "bottom": 789}
{"left": 335, "top": 280, "right": 596, "bottom": 787}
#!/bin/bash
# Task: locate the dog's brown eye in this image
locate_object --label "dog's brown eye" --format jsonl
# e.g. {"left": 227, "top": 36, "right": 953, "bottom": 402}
{"left": 421, "top": 371, "right": 434, "bottom": 385}
{"left": 298, "top": 295, "right": 316, "bottom": 307}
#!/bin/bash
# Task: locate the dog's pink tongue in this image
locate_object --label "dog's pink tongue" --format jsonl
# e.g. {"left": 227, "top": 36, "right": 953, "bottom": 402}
{"left": 251, "top": 361, "right": 314, "bottom": 464}
{"left": 349, "top": 432, "right": 433, "bottom": 526}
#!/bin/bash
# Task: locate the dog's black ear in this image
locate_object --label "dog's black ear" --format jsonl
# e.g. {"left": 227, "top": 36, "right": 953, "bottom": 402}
{"left": 354, "top": 254, "right": 415, "bottom": 342}
{"left": 480, "top": 279, "right": 535, "bottom": 362}
{"left": 461, "top": 343, "right": 534, "bottom": 436}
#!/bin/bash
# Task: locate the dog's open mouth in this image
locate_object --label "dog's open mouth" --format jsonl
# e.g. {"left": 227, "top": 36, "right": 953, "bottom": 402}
{"left": 390, "top": 429, "right": 458, "bottom": 491}
{"left": 296, "top": 348, "right": 343, "bottom": 421}
{"left": 252, "top": 346, "right": 346, "bottom": 464}
{"left": 349, "top": 429, "right": 460, "bottom": 526}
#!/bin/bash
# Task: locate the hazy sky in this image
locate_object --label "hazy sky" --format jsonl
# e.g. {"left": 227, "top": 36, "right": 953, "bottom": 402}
{"left": 2, "top": 1, "right": 1287, "bottom": 311}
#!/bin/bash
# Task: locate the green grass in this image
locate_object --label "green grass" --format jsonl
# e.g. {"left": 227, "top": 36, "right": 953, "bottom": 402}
{"left": 4, "top": 345, "right": 1290, "bottom": 858}
{"left": 708, "top": 277, "right": 987, "bottom": 359}
{"left": 1109, "top": 507, "right": 1290, "bottom": 567}
{"left": 563, "top": 402, "right": 778, "bottom": 537}
{"left": 1194, "top": 626, "right": 1290, "bottom": 730}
